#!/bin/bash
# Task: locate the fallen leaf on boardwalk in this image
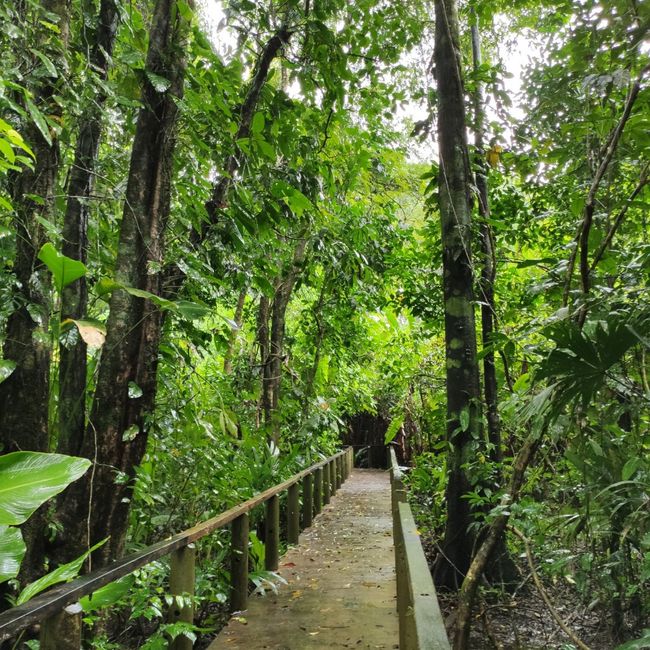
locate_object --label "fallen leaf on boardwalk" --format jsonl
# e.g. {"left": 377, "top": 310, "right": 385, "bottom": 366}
{"left": 291, "top": 590, "right": 303, "bottom": 599}
{"left": 282, "top": 562, "right": 296, "bottom": 568}
{"left": 309, "top": 632, "right": 320, "bottom": 636}
{"left": 233, "top": 616, "right": 247, "bottom": 624}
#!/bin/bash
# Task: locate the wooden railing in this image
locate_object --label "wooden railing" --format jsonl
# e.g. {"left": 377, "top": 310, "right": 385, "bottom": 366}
{"left": 390, "top": 447, "right": 450, "bottom": 650}
{"left": 0, "top": 447, "right": 354, "bottom": 648}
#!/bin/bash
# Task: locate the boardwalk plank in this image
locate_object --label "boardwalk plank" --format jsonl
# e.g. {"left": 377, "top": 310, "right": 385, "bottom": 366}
{"left": 210, "top": 469, "right": 398, "bottom": 649}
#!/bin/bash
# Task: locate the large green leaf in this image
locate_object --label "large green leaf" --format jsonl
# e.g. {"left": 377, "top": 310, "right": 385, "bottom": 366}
{"left": 0, "top": 360, "right": 16, "bottom": 384}
{"left": 0, "top": 452, "right": 91, "bottom": 526}
{"left": 0, "top": 525, "right": 26, "bottom": 583}
{"left": 16, "top": 539, "right": 106, "bottom": 605}
{"left": 80, "top": 574, "right": 134, "bottom": 612}
{"left": 37, "top": 243, "right": 87, "bottom": 293}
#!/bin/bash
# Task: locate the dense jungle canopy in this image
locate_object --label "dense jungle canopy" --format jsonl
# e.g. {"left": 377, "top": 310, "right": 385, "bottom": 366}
{"left": 0, "top": 0, "right": 648, "bottom": 647}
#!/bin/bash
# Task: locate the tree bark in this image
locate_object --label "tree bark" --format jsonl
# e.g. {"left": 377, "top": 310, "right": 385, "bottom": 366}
{"left": 0, "top": 0, "right": 69, "bottom": 456}
{"left": 433, "top": 0, "right": 482, "bottom": 590}
{"left": 223, "top": 286, "right": 247, "bottom": 375}
{"left": 58, "top": 0, "right": 120, "bottom": 456}
{"left": 267, "top": 238, "right": 307, "bottom": 443}
{"left": 56, "top": 0, "right": 192, "bottom": 567}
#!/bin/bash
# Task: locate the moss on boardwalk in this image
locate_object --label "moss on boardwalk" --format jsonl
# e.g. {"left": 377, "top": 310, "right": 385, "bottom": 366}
{"left": 210, "top": 469, "right": 398, "bottom": 649}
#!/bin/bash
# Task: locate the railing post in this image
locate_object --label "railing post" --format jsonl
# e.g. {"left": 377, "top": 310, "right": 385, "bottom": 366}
{"left": 390, "top": 448, "right": 411, "bottom": 650}
{"left": 40, "top": 603, "right": 82, "bottom": 650}
{"left": 231, "top": 513, "right": 249, "bottom": 612}
{"left": 322, "top": 462, "right": 330, "bottom": 505}
{"left": 168, "top": 543, "right": 196, "bottom": 650}
{"left": 302, "top": 473, "right": 313, "bottom": 528}
{"left": 313, "top": 467, "right": 323, "bottom": 515}
{"left": 327, "top": 461, "right": 334, "bottom": 496}
{"left": 265, "top": 495, "right": 280, "bottom": 571}
{"left": 287, "top": 482, "right": 300, "bottom": 544}
{"left": 335, "top": 455, "right": 342, "bottom": 489}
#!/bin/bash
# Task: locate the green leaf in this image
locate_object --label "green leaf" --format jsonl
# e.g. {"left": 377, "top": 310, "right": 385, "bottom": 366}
{"left": 16, "top": 539, "right": 106, "bottom": 605}
{"left": 251, "top": 112, "right": 265, "bottom": 134}
{"left": 80, "top": 575, "right": 135, "bottom": 612}
{"left": 0, "top": 138, "right": 16, "bottom": 164}
{"left": 37, "top": 243, "right": 87, "bottom": 292}
{"left": 24, "top": 97, "right": 52, "bottom": 146}
{"left": 128, "top": 382, "right": 143, "bottom": 399}
{"left": 0, "top": 452, "right": 91, "bottom": 526}
{"left": 175, "top": 300, "right": 210, "bottom": 320}
{"left": 30, "top": 49, "right": 58, "bottom": 77}
{"left": 459, "top": 407, "right": 470, "bottom": 432}
{"left": 145, "top": 71, "right": 172, "bottom": 92}
{"left": 384, "top": 414, "right": 404, "bottom": 444}
{"left": 0, "top": 525, "right": 26, "bottom": 583}
{"left": 621, "top": 457, "right": 642, "bottom": 481}
{"left": 0, "top": 360, "right": 16, "bottom": 384}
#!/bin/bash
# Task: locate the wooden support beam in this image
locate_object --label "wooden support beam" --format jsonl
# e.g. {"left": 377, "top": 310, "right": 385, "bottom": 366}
{"left": 313, "top": 467, "right": 323, "bottom": 515}
{"left": 302, "top": 473, "right": 313, "bottom": 528}
{"left": 322, "top": 462, "right": 330, "bottom": 505}
{"left": 287, "top": 482, "right": 300, "bottom": 544}
{"left": 265, "top": 495, "right": 280, "bottom": 571}
{"left": 230, "top": 513, "right": 249, "bottom": 612}
{"left": 40, "top": 603, "right": 82, "bottom": 650}
{"left": 168, "top": 544, "right": 196, "bottom": 650}
{"left": 329, "top": 460, "right": 336, "bottom": 496}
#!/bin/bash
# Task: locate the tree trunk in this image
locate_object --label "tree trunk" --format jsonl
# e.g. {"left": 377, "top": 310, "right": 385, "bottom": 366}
{"left": 432, "top": 0, "right": 482, "bottom": 590}
{"left": 258, "top": 293, "right": 272, "bottom": 428}
{"left": 223, "top": 287, "right": 247, "bottom": 375}
{"left": 470, "top": 14, "right": 518, "bottom": 587}
{"left": 471, "top": 20, "right": 501, "bottom": 467}
{"left": 0, "top": 0, "right": 69, "bottom": 585}
{"left": 58, "top": 0, "right": 120, "bottom": 456}
{"left": 56, "top": 0, "right": 192, "bottom": 567}
{"left": 267, "top": 238, "right": 307, "bottom": 443}
{"left": 0, "top": 0, "right": 69, "bottom": 456}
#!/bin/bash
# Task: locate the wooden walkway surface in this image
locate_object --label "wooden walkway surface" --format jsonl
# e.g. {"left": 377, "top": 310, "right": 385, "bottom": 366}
{"left": 210, "top": 468, "right": 398, "bottom": 649}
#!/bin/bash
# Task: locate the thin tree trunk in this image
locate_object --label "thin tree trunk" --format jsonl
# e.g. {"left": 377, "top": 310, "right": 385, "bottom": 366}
{"left": 471, "top": 18, "right": 501, "bottom": 466}
{"left": 433, "top": 0, "right": 482, "bottom": 590}
{"left": 453, "top": 435, "right": 541, "bottom": 649}
{"left": 223, "top": 287, "right": 247, "bottom": 375}
{"left": 58, "top": 0, "right": 120, "bottom": 456}
{"left": 268, "top": 238, "right": 307, "bottom": 443}
{"left": 56, "top": 0, "right": 192, "bottom": 567}
{"left": 258, "top": 294, "right": 272, "bottom": 428}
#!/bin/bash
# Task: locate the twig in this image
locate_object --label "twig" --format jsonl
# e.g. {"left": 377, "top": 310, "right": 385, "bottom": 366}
{"left": 510, "top": 526, "right": 591, "bottom": 650}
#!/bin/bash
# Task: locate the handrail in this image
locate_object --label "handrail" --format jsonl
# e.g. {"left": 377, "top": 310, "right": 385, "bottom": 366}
{"left": 0, "top": 447, "right": 354, "bottom": 644}
{"left": 389, "top": 447, "right": 450, "bottom": 650}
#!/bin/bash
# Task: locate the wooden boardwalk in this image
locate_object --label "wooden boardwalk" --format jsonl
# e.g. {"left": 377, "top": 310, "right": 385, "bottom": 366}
{"left": 210, "top": 469, "right": 398, "bottom": 649}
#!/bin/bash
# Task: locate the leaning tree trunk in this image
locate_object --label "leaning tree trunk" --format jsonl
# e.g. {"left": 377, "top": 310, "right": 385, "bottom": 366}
{"left": 58, "top": 0, "right": 120, "bottom": 456}
{"left": 57, "top": 0, "right": 192, "bottom": 567}
{"left": 432, "top": 0, "right": 482, "bottom": 590}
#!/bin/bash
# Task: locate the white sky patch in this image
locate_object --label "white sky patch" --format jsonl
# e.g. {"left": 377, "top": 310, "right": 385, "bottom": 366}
{"left": 195, "top": 3, "right": 535, "bottom": 164}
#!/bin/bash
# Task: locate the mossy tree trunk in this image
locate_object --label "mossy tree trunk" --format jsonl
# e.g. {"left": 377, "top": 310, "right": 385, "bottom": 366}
{"left": 432, "top": 0, "right": 482, "bottom": 590}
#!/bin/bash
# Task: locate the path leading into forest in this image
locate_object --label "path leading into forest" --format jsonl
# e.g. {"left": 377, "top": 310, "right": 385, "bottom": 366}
{"left": 209, "top": 469, "right": 398, "bottom": 649}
